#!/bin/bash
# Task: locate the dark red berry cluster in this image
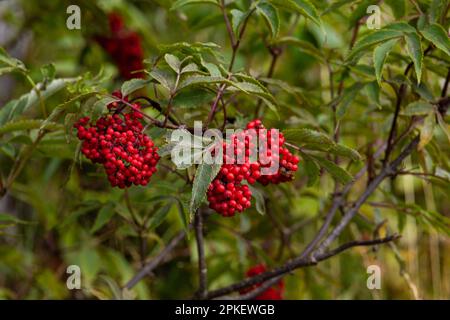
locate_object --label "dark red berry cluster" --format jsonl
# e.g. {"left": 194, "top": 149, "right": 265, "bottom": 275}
{"left": 74, "top": 93, "right": 159, "bottom": 188}
{"left": 95, "top": 13, "right": 144, "bottom": 79}
{"left": 207, "top": 119, "right": 299, "bottom": 217}
{"left": 246, "top": 119, "right": 299, "bottom": 186}
{"left": 239, "top": 264, "right": 284, "bottom": 300}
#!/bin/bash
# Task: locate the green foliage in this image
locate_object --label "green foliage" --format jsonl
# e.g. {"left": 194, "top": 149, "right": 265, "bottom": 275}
{"left": 0, "top": 0, "right": 449, "bottom": 300}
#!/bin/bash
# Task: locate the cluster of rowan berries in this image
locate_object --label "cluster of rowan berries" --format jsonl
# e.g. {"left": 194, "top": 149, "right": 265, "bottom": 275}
{"left": 207, "top": 128, "right": 262, "bottom": 216}
{"left": 95, "top": 13, "right": 144, "bottom": 79}
{"left": 240, "top": 264, "right": 284, "bottom": 300}
{"left": 207, "top": 119, "right": 299, "bottom": 217}
{"left": 74, "top": 93, "right": 159, "bottom": 188}
{"left": 246, "top": 119, "right": 300, "bottom": 186}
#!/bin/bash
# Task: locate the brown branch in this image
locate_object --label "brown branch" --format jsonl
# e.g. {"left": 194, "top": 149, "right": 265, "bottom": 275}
{"left": 313, "top": 136, "right": 419, "bottom": 256}
{"left": 297, "top": 140, "right": 386, "bottom": 259}
{"left": 0, "top": 173, "right": 5, "bottom": 198}
{"left": 442, "top": 68, "right": 450, "bottom": 98}
{"left": 383, "top": 45, "right": 433, "bottom": 165}
{"left": 206, "top": 3, "right": 254, "bottom": 127}
{"left": 254, "top": 46, "right": 282, "bottom": 117}
{"left": 208, "top": 234, "right": 400, "bottom": 299}
{"left": 194, "top": 210, "right": 208, "bottom": 299}
{"left": 124, "top": 229, "right": 187, "bottom": 290}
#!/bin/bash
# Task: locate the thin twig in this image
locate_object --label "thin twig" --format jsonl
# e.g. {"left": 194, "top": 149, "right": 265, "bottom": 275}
{"left": 441, "top": 68, "right": 450, "bottom": 97}
{"left": 383, "top": 46, "right": 433, "bottom": 165}
{"left": 124, "top": 229, "right": 187, "bottom": 290}
{"left": 206, "top": 2, "right": 254, "bottom": 128}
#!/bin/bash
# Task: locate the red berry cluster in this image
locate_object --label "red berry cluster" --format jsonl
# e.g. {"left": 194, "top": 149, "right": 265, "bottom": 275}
{"left": 207, "top": 119, "right": 299, "bottom": 217}
{"left": 207, "top": 130, "right": 261, "bottom": 217}
{"left": 240, "top": 264, "right": 284, "bottom": 300}
{"left": 95, "top": 13, "right": 144, "bottom": 79}
{"left": 246, "top": 119, "right": 300, "bottom": 186}
{"left": 74, "top": 93, "right": 159, "bottom": 188}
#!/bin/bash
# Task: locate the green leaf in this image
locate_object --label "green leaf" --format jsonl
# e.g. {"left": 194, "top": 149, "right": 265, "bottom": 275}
{"left": 420, "top": 23, "right": 450, "bottom": 57}
{"left": 181, "top": 63, "right": 199, "bottom": 74}
{"left": 404, "top": 32, "right": 423, "bottom": 83}
{"left": 302, "top": 155, "right": 320, "bottom": 186}
{"left": 429, "top": 0, "right": 448, "bottom": 23}
{"left": 0, "top": 78, "right": 77, "bottom": 126}
{"left": 42, "top": 92, "right": 97, "bottom": 131}
{"left": 385, "top": 0, "right": 405, "bottom": 19}
{"left": 231, "top": 9, "right": 246, "bottom": 36}
{"left": 0, "top": 47, "right": 27, "bottom": 72}
{"left": 90, "top": 96, "right": 119, "bottom": 120}
{"left": 347, "top": 0, "right": 377, "bottom": 26}
{"left": 91, "top": 204, "right": 115, "bottom": 233}
{"left": 190, "top": 162, "right": 222, "bottom": 216}
{"left": 322, "top": 0, "right": 354, "bottom": 16}
{"left": 178, "top": 75, "right": 232, "bottom": 90}
{"left": 171, "top": 0, "right": 219, "bottom": 10}
{"left": 336, "top": 82, "right": 366, "bottom": 119}
{"left": 283, "top": 128, "right": 334, "bottom": 150}
{"left": 313, "top": 156, "right": 353, "bottom": 184}
{"left": 366, "top": 80, "right": 380, "bottom": 105}
{"left": 157, "top": 42, "right": 221, "bottom": 55}
{"left": 373, "top": 38, "right": 398, "bottom": 85}
{"left": 147, "top": 203, "right": 173, "bottom": 230}
{"left": 174, "top": 197, "right": 190, "bottom": 234}
{"left": 384, "top": 22, "right": 416, "bottom": 34}
{"left": 229, "top": 81, "right": 278, "bottom": 113}
{"left": 257, "top": 2, "right": 280, "bottom": 38}
{"left": 164, "top": 53, "right": 182, "bottom": 73}
{"left": 260, "top": 77, "right": 310, "bottom": 107}
{"left": 329, "top": 144, "right": 362, "bottom": 161}
{"left": 436, "top": 111, "right": 450, "bottom": 144}
{"left": 0, "top": 213, "right": 31, "bottom": 225}
{"left": 201, "top": 61, "right": 222, "bottom": 77}
{"left": 347, "top": 29, "right": 403, "bottom": 62}
{"left": 274, "top": 37, "right": 324, "bottom": 62}
{"left": 269, "top": 0, "right": 322, "bottom": 29}
{"left": 149, "top": 69, "right": 175, "bottom": 91}
{"left": 173, "top": 88, "right": 215, "bottom": 109}
{"left": 121, "top": 78, "right": 150, "bottom": 96}
{"left": 41, "top": 63, "right": 56, "bottom": 80}
{"left": 418, "top": 112, "right": 435, "bottom": 150}
{"left": 248, "top": 185, "right": 266, "bottom": 215}
{"left": 284, "top": 128, "right": 361, "bottom": 160}
{"left": 0, "top": 119, "right": 62, "bottom": 136}
{"left": 401, "top": 101, "right": 434, "bottom": 116}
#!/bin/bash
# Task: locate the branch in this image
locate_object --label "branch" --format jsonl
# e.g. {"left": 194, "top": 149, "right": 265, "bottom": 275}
{"left": 194, "top": 210, "right": 208, "bottom": 299}
{"left": 124, "top": 229, "right": 187, "bottom": 290}
{"left": 254, "top": 46, "right": 282, "bottom": 117}
{"left": 207, "top": 2, "right": 255, "bottom": 127}
{"left": 441, "top": 67, "right": 450, "bottom": 97}
{"left": 297, "top": 140, "right": 387, "bottom": 259}
{"left": 313, "top": 136, "right": 419, "bottom": 256}
{"left": 207, "top": 234, "right": 400, "bottom": 299}
{"left": 0, "top": 173, "right": 5, "bottom": 198}
{"left": 383, "top": 45, "right": 433, "bottom": 164}
{"left": 220, "top": 0, "right": 236, "bottom": 48}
